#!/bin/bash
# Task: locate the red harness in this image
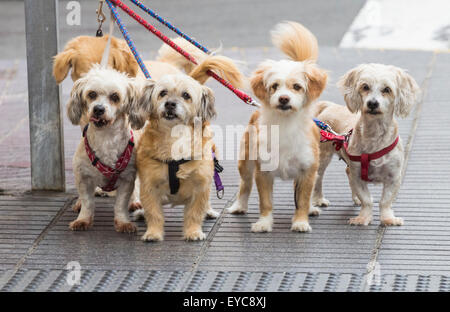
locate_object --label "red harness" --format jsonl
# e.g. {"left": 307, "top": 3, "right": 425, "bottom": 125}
{"left": 83, "top": 125, "right": 135, "bottom": 192}
{"left": 319, "top": 129, "right": 399, "bottom": 182}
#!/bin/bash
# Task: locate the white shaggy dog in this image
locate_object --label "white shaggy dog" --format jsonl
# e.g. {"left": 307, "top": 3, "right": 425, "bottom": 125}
{"left": 67, "top": 65, "right": 141, "bottom": 232}
{"left": 313, "top": 63, "right": 420, "bottom": 226}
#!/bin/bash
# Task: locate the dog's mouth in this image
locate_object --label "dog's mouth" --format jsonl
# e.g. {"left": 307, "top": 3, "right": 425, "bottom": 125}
{"left": 366, "top": 110, "right": 382, "bottom": 116}
{"left": 90, "top": 116, "right": 110, "bottom": 127}
{"left": 277, "top": 104, "right": 292, "bottom": 111}
{"left": 162, "top": 111, "right": 178, "bottom": 120}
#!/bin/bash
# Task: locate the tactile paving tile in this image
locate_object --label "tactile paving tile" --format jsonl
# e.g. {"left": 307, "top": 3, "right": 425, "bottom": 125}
{"left": 21, "top": 188, "right": 234, "bottom": 272}
{"left": 376, "top": 53, "right": 450, "bottom": 276}
{"left": 0, "top": 195, "right": 71, "bottom": 270}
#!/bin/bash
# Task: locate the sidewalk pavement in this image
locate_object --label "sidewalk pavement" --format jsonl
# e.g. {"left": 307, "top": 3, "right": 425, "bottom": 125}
{"left": 0, "top": 46, "right": 449, "bottom": 291}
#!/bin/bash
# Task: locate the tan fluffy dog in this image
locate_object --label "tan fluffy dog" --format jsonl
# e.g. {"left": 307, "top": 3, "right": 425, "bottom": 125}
{"left": 53, "top": 35, "right": 138, "bottom": 83}
{"left": 313, "top": 64, "right": 420, "bottom": 226}
{"left": 129, "top": 74, "right": 218, "bottom": 241}
{"left": 227, "top": 22, "right": 328, "bottom": 233}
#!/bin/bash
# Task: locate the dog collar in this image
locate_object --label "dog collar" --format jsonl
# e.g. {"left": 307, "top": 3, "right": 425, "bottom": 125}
{"left": 165, "top": 158, "right": 191, "bottom": 195}
{"left": 343, "top": 134, "right": 399, "bottom": 182}
{"left": 83, "top": 124, "right": 134, "bottom": 192}
{"left": 318, "top": 126, "right": 399, "bottom": 182}
{"left": 155, "top": 150, "right": 224, "bottom": 197}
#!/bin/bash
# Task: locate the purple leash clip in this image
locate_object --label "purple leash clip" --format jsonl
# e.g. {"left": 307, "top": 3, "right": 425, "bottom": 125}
{"left": 212, "top": 151, "right": 224, "bottom": 199}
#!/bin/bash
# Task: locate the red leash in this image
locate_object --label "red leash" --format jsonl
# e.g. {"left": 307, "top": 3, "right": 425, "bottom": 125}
{"left": 83, "top": 125, "right": 135, "bottom": 192}
{"left": 318, "top": 127, "right": 399, "bottom": 182}
{"left": 109, "top": 0, "right": 259, "bottom": 107}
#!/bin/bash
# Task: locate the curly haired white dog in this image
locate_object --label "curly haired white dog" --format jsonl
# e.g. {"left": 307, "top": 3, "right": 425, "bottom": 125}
{"left": 313, "top": 63, "right": 420, "bottom": 226}
{"left": 67, "top": 65, "right": 140, "bottom": 233}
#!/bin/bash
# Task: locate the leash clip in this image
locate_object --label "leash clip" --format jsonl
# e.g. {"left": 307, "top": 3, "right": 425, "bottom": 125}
{"left": 96, "top": 0, "right": 106, "bottom": 36}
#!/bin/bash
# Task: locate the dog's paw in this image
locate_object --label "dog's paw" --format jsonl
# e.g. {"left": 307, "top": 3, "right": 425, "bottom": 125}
{"left": 72, "top": 199, "right": 81, "bottom": 213}
{"left": 114, "top": 219, "right": 137, "bottom": 233}
{"left": 206, "top": 208, "right": 220, "bottom": 219}
{"left": 141, "top": 230, "right": 164, "bottom": 242}
{"left": 128, "top": 201, "right": 143, "bottom": 212}
{"left": 349, "top": 215, "right": 372, "bottom": 226}
{"left": 381, "top": 217, "right": 404, "bottom": 226}
{"left": 312, "top": 197, "right": 330, "bottom": 207}
{"left": 184, "top": 230, "right": 206, "bottom": 241}
{"left": 352, "top": 196, "right": 361, "bottom": 206}
{"left": 69, "top": 218, "right": 92, "bottom": 231}
{"left": 94, "top": 188, "right": 114, "bottom": 197}
{"left": 309, "top": 206, "right": 321, "bottom": 216}
{"left": 291, "top": 221, "right": 312, "bottom": 232}
{"left": 251, "top": 215, "right": 273, "bottom": 233}
{"left": 132, "top": 209, "right": 145, "bottom": 221}
{"left": 227, "top": 201, "right": 247, "bottom": 214}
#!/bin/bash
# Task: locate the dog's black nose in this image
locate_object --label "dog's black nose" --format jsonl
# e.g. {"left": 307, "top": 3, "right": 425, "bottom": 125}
{"left": 165, "top": 101, "right": 177, "bottom": 110}
{"left": 279, "top": 96, "right": 290, "bottom": 105}
{"left": 93, "top": 105, "right": 105, "bottom": 116}
{"left": 367, "top": 100, "right": 379, "bottom": 110}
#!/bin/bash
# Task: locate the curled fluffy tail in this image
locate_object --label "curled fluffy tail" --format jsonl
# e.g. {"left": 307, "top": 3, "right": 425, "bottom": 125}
{"left": 189, "top": 55, "right": 244, "bottom": 87}
{"left": 157, "top": 37, "right": 208, "bottom": 74}
{"left": 157, "top": 37, "right": 244, "bottom": 87}
{"left": 271, "top": 21, "right": 318, "bottom": 62}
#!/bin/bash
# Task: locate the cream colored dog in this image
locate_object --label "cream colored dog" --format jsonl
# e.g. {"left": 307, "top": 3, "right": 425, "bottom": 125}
{"left": 130, "top": 74, "right": 218, "bottom": 242}
{"left": 67, "top": 65, "right": 140, "bottom": 233}
{"left": 227, "top": 22, "right": 328, "bottom": 233}
{"left": 313, "top": 63, "right": 420, "bottom": 226}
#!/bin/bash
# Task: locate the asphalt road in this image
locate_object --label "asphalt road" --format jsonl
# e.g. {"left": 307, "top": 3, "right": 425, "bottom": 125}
{"left": 0, "top": 0, "right": 366, "bottom": 58}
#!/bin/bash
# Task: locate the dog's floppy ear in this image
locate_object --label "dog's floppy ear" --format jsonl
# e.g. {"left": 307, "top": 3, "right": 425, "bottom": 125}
{"left": 250, "top": 61, "right": 272, "bottom": 101}
{"left": 338, "top": 65, "right": 364, "bottom": 113}
{"left": 53, "top": 48, "right": 76, "bottom": 84}
{"left": 393, "top": 67, "right": 420, "bottom": 118}
{"left": 127, "top": 79, "right": 155, "bottom": 130}
{"left": 198, "top": 86, "right": 216, "bottom": 121}
{"left": 67, "top": 76, "right": 88, "bottom": 125}
{"left": 305, "top": 62, "right": 328, "bottom": 101}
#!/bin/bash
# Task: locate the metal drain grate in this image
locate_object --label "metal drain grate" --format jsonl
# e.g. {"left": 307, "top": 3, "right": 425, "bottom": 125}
{"left": 1, "top": 270, "right": 450, "bottom": 292}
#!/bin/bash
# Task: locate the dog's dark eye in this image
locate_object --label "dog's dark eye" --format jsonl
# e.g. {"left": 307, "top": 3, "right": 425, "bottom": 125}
{"left": 382, "top": 87, "right": 391, "bottom": 94}
{"left": 109, "top": 92, "right": 120, "bottom": 103}
{"left": 293, "top": 83, "right": 302, "bottom": 91}
{"left": 362, "top": 84, "right": 370, "bottom": 91}
{"left": 88, "top": 91, "right": 97, "bottom": 100}
{"left": 159, "top": 90, "right": 168, "bottom": 97}
{"left": 271, "top": 83, "right": 279, "bottom": 91}
{"left": 182, "top": 92, "right": 191, "bottom": 100}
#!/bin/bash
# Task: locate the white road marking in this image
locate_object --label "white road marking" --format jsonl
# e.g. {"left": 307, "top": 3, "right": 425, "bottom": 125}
{"left": 340, "top": 0, "right": 450, "bottom": 51}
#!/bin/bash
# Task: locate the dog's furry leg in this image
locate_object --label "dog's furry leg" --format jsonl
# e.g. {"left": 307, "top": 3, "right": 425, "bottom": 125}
{"left": 228, "top": 160, "right": 255, "bottom": 214}
{"left": 183, "top": 189, "right": 210, "bottom": 241}
{"left": 292, "top": 164, "right": 318, "bottom": 232}
{"left": 346, "top": 167, "right": 361, "bottom": 206}
{"left": 70, "top": 179, "right": 95, "bottom": 230}
{"left": 113, "top": 181, "right": 137, "bottom": 233}
{"left": 379, "top": 179, "right": 403, "bottom": 226}
{"left": 128, "top": 177, "right": 142, "bottom": 212}
{"left": 141, "top": 190, "right": 164, "bottom": 242}
{"left": 251, "top": 171, "right": 274, "bottom": 232}
{"left": 348, "top": 177, "right": 373, "bottom": 226}
{"left": 313, "top": 146, "right": 333, "bottom": 207}
{"left": 205, "top": 200, "right": 220, "bottom": 219}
